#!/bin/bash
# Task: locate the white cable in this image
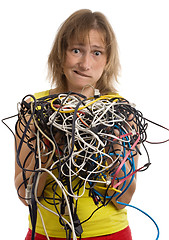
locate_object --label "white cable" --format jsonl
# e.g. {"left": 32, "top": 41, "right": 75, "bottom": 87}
{"left": 33, "top": 164, "right": 77, "bottom": 240}
{"left": 23, "top": 93, "right": 138, "bottom": 239}
{"left": 37, "top": 208, "right": 50, "bottom": 240}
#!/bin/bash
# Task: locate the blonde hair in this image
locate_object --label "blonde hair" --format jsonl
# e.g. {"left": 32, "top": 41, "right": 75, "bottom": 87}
{"left": 48, "top": 9, "right": 121, "bottom": 94}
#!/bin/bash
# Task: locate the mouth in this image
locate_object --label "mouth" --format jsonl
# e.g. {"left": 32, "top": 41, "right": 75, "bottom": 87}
{"left": 73, "top": 70, "right": 91, "bottom": 78}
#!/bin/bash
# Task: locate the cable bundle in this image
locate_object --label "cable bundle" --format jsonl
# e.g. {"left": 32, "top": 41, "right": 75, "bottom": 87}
{"left": 3, "top": 91, "right": 165, "bottom": 240}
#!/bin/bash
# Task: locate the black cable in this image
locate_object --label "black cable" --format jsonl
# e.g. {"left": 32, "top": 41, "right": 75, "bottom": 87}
{"left": 2, "top": 92, "right": 169, "bottom": 239}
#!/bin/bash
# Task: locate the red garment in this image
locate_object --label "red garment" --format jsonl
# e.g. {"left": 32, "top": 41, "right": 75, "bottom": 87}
{"left": 25, "top": 226, "right": 132, "bottom": 240}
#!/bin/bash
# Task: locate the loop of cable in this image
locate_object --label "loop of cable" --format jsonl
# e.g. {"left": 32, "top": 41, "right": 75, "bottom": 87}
{"left": 3, "top": 92, "right": 168, "bottom": 239}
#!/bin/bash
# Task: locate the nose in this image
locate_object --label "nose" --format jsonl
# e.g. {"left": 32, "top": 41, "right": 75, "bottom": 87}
{"left": 78, "top": 53, "right": 91, "bottom": 71}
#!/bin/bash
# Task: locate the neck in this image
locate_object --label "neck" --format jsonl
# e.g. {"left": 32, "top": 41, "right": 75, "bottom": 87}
{"left": 68, "top": 85, "right": 96, "bottom": 99}
{"left": 50, "top": 85, "right": 97, "bottom": 99}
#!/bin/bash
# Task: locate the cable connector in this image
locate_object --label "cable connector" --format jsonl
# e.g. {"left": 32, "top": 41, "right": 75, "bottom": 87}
{"left": 129, "top": 102, "right": 136, "bottom": 108}
{"left": 106, "top": 175, "right": 112, "bottom": 186}
{"left": 25, "top": 184, "right": 33, "bottom": 205}
{"left": 94, "top": 88, "right": 100, "bottom": 98}
{"left": 60, "top": 200, "right": 74, "bottom": 216}
{"left": 90, "top": 189, "right": 102, "bottom": 206}
{"left": 93, "top": 195, "right": 101, "bottom": 206}
{"left": 131, "top": 125, "right": 137, "bottom": 136}
{"left": 73, "top": 213, "right": 83, "bottom": 236}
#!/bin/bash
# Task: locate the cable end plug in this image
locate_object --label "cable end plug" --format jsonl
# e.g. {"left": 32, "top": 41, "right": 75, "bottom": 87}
{"left": 25, "top": 184, "right": 33, "bottom": 205}
{"left": 94, "top": 89, "right": 100, "bottom": 98}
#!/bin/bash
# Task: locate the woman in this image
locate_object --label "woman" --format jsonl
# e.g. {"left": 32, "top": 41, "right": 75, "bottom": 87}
{"left": 15, "top": 9, "right": 138, "bottom": 240}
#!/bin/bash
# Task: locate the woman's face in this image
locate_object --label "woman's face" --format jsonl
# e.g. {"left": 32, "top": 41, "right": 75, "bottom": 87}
{"left": 63, "top": 29, "right": 107, "bottom": 97}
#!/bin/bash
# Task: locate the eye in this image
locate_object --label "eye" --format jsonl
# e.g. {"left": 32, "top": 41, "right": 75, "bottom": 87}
{"left": 94, "top": 51, "right": 102, "bottom": 56}
{"left": 72, "top": 49, "right": 80, "bottom": 54}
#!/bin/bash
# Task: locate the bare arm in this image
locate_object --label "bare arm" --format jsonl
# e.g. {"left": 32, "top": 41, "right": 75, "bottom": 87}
{"left": 108, "top": 149, "right": 139, "bottom": 209}
{"left": 108, "top": 116, "right": 140, "bottom": 209}
{"left": 14, "top": 100, "right": 48, "bottom": 206}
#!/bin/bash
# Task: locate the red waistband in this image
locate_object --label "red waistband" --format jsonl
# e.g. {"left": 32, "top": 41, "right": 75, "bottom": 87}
{"left": 25, "top": 226, "right": 132, "bottom": 240}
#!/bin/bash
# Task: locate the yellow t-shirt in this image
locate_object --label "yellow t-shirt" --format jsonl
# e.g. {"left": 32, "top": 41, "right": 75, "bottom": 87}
{"left": 29, "top": 90, "right": 129, "bottom": 238}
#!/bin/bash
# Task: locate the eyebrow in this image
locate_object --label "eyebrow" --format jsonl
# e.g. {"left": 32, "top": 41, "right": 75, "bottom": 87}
{"left": 70, "top": 43, "right": 105, "bottom": 50}
{"left": 91, "top": 45, "right": 105, "bottom": 50}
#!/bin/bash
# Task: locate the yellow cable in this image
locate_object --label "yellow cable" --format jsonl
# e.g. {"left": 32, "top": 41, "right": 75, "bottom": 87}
{"left": 98, "top": 171, "right": 122, "bottom": 193}
{"left": 51, "top": 94, "right": 123, "bottom": 113}
{"left": 96, "top": 185, "right": 122, "bottom": 193}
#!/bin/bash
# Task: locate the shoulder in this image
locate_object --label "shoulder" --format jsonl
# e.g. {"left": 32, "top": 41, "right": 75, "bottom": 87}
{"left": 34, "top": 90, "right": 50, "bottom": 99}
{"left": 34, "top": 88, "right": 60, "bottom": 99}
{"left": 107, "top": 92, "right": 124, "bottom": 99}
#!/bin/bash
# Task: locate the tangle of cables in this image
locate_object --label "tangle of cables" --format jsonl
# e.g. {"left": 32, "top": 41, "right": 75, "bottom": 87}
{"left": 3, "top": 91, "right": 168, "bottom": 240}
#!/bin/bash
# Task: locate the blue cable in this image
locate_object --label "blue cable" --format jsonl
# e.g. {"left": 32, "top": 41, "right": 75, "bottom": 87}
{"left": 92, "top": 125, "right": 159, "bottom": 240}
{"left": 117, "top": 201, "right": 160, "bottom": 240}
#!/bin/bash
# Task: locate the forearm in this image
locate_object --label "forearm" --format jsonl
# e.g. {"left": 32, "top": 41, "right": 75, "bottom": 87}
{"left": 108, "top": 162, "right": 136, "bottom": 209}
{"left": 14, "top": 101, "right": 53, "bottom": 206}
{"left": 15, "top": 156, "right": 48, "bottom": 206}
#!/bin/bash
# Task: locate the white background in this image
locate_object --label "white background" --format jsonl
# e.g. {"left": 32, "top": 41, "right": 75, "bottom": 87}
{"left": 0, "top": 0, "right": 169, "bottom": 239}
